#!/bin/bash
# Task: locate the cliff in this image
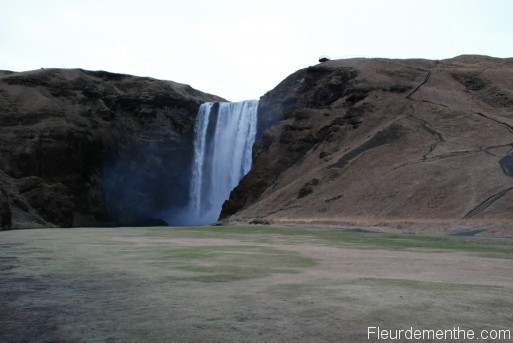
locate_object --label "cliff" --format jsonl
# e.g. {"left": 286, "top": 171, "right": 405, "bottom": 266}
{"left": 3, "top": 57, "right": 513, "bottom": 230}
{"left": 0, "top": 68, "right": 222, "bottom": 228}
{"left": 222, "top": 56, "right": 513, "bottom": 229}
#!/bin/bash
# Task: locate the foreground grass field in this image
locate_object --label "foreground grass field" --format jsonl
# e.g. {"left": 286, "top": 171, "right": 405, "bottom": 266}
{"left": 1, "top": 225, "right": 513, "bottom": 342}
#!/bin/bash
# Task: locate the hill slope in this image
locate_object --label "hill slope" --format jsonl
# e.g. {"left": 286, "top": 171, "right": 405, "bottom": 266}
{"left": 0, "top": 68, "right": 222, "bottom": 228}
{"left": 222, "top": 55, "right": 513, "bottom": 231}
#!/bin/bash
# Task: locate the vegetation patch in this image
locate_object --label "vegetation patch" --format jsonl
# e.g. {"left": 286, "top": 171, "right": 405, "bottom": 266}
{"left": 143, "top": 226, "right": 513, "bottom": 259}
{"left": 297, "top": 178, "right": 320, "bottom": 199}
{"left": 138, "top": 245, "right": 316, "bottom": 282}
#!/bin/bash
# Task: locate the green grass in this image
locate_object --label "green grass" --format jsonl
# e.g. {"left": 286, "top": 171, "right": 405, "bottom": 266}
{"left": 140, "top": 225, "right": 513, "bottom": 258}
{"left": 125, "top": 245, "right": 316, "bottom": 282}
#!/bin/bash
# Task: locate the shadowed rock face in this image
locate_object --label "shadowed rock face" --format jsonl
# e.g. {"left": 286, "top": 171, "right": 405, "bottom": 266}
{"left": 222, "top": 55, "right": 513, "bottom": 225}
{"left": 0, "top": 68, "right": 222, "bottom": 228}
{"left": 0, "top": 187, "right": 11, "bottom": 228}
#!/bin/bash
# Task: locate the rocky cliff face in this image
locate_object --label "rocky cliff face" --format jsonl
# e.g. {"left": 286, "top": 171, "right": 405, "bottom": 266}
{"left": 222, "top": 56, "right": 513, "bottom": 228}
{"left": 3, "top": 57, "right": 512, "bottom": 230}
{"left": 0, "top": 68, "right": 222, "bottom": 228}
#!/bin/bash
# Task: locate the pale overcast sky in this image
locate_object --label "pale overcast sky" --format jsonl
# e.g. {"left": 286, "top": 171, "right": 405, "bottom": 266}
{"left": 1, "top": 0, "right": 512, "bottom": 101}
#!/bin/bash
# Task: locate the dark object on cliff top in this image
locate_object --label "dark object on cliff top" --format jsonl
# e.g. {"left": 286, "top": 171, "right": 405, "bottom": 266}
{"left": 319, "top": 55, "right": 331, "bottom": 63}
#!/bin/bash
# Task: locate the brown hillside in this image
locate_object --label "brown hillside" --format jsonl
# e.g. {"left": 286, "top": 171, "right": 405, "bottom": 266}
{"left": 222, "top": 55, "right": 513, "bottom": 232}
{"left": 0, "top": 68, "right": 222, "bottom": 228}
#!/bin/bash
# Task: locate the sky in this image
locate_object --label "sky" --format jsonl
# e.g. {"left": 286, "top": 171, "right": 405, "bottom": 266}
{"left": 1, "top": 0, "right": 512, "bottom": 101}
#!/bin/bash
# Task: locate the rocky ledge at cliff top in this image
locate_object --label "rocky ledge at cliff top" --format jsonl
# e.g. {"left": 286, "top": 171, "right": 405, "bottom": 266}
{"left": 0, "top": 68, "right": 222, "bottom": 228}
{"left": 222, "top": 55, "right": 513, "bottom": 233}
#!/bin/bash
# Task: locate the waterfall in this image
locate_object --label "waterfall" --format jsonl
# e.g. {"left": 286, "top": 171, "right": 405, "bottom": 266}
{"left": 187, "top": 100, "right": 258, "bottom": 225}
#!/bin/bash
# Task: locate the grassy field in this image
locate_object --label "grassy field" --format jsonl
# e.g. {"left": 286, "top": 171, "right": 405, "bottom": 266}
{"left": 1, "top": 225, "right": 513, "bottom": 342}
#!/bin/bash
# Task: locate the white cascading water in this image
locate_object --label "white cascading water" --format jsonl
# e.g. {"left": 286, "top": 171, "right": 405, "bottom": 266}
{"left": 187, "top": 100, "right": 258, "bottom": 225}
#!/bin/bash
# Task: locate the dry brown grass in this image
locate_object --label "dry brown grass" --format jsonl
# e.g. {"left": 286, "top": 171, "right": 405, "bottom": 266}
{"left": 1, "top": 226, "right": 512, "bottom": 342}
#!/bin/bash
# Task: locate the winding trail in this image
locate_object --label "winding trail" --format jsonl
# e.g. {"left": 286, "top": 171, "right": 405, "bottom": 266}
{"left": 404, "top": 70, "right": 447, "bottom": 161}
{"left": 463, "top": 187, "right": 513, "bottom": 219}
{"left": 474, "top": 112, "right": 513, "bottom": 134}
{"left": 404, "top": 67, "right": 513, "bottom": 219}
{"left": 406, "top": 108, "right": 444, "bottom": 161}
{"left": 406, "top": 71, "right": 431, "bottom": 99}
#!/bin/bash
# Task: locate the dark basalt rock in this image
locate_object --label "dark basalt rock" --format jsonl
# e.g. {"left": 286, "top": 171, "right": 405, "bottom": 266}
{"left": 0, "top": 187, "right": 12, "bottom": 228}
{"left": 0, "top": 68, "right": 223, "bottom": 228}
